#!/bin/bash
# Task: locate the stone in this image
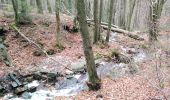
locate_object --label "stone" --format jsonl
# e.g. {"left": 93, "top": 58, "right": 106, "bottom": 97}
{"left": 71, "top": 58, "right": 86, "bottom": 71}
{"left": 14, "top": 87, "right": 27, "bottom": 95}
{"left": 65, "top": 70, "right": 74, "bottom": 75}
{"left": 21, "top": 92, "right": 31, "bottom": 99}
{"left": 0, "top": 85, "right": 4, "bottom": 92}
{"left": 32, "top": 51, "right": 43, "bottom": 56}
{"left": 11, "top": 82, "right": 18, "bottom": 88}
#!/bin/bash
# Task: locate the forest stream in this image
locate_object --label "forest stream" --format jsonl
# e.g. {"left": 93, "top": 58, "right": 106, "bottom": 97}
{"left": 1, "top": 32, "right": 148, "bottom": 100}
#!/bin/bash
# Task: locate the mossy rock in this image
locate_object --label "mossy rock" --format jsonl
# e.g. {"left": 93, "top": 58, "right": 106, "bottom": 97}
{"left": 32, "top": 51, "right": 43, "bottom": 56}
{"left": 47, "top": 49, "right": 55, "bottom": 55}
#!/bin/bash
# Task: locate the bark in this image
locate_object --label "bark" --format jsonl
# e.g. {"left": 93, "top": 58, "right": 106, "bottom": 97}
{"left": 55, "top": 0, "right": 62, "bottom": 46}
{"left": 47, "top": 0, "right": 52, "bottom": 13}
{"left": 30, "top": 0, "right": 35, "bottom": 7}
{"left": 126, "top": 0, "right": 137, "bottom": 31}
{"left": 93, "top": 0, "right": 100, "bottom": 43}
{"left": 106, "top": 0, "right": 114, "bottom": 42}
{"left": 1, "top": 0, "right": 4, "bottom": 3}
{"left": 99, "top": 0, "right": 103, "bottom": 39}
{"left": 36, "top": 0, "right": 43, "bottom": 14}
{"left": 149, "top": 0, "right": 166, "bottom": 42}
{"left": 118, "top": 0, "right": 126, "bottom": 29}
{"left": 11, "top": 0, "right": 19, "bottom": 25}
{"left": 76, "top": 0, "right": 101, "bottom": 90}
{"left": 88, "top": 21, "right": 144, "bottom": 41}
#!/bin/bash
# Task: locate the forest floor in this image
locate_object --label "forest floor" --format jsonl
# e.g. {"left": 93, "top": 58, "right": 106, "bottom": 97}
{"left": 0, "top": 13, "right": 170, "bottom": 100}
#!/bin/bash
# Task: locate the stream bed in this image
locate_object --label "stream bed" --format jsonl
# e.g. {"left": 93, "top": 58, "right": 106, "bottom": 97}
{"left": 1, "top": 47, "right": 148, "bottom": 100}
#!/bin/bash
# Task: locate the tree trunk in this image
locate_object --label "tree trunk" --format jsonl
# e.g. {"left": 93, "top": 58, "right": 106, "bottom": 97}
{"left": 125, "top": 0, "right": 137, "bottom": 31}
{"left": 55, "top": 0, "right": 62, "bottom": 47}
{"left": 36, "top": 0, "right": 43, "bottom": 14}
{"left": 11, "top": 0, "right": 19, "bottom": 25}
{"left": 93, "top": 0, "right": 100, "bottom": 44}
{"left": 47, "top": 0, "right": 52, "bottom": 13}
{"left": 30, "top": 0, "right": 35, "bottom": 7}
{"left": 149, "top": 0, "right": 166, "bottom": 42}
{"left": 1, "top": 0, "right": 5, "bottom": 4}
{"left": 76, "top": 0, "right": 101, "bottom": 91}
{"left": 106, "top": 0, "right": 115, "bottom": 42}
{"left": 99, "top": 0, "right": 103, "bottom": 39}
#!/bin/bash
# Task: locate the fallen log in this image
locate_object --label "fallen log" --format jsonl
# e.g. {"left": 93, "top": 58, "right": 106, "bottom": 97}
{"left": 12, "top": 25, "right": 73, "bottom": 72}
{"left": 87, "top": 20, "right": 144, "bottom": 41}
{"left": 86, "top": 19, "right": 118, "bottom": 28}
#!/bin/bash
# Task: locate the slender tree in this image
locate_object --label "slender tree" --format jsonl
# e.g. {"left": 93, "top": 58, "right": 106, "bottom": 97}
{"left": 47, "top": 0, "right": 52, "bottom": 13}
{"left": 76, "top": 0, "right": 101, "bottom": 90}
{"left": 36, "top": 0, "right": 43, "bottom": 14}
{"left": 99, "top": 0, "right": 103, "bottom": 39}
{"left": 30, "top": 0, "right": 35, "bottom": 7}
{"left": 11, "top": 0, "right": 19, "bottom": 25}
{"left": 93, "top": 0, "right": 100, "bottom": 43}
{"left": 106, "top": 0, "right": 114, "bottom": 42}
{"left": 149, "top": 0, "right": 166, "bottom": 42}
{"left": 1, "top": 0, "right": 5, "bottom": 3}
{"left": 125, "top": 0, "right": 137, "bottom": 31}
{"left": 55, "top": 0, "right": 62, "bottom": 47}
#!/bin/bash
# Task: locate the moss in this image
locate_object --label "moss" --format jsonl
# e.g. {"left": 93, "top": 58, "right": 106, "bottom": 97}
{"left": 111, "top": 50, "right": 120, "bottom": 58}
{"left": 140, "top": 44, "right": 148, "bottom": 49}
{"left": 47, "top": 49, "right": 55, "bottom": 55}
{"left": 56, "top": 44, "right": 65, "bottom": 51}
{"left": 94, "top": 53, "right": 103, "bottom": 60}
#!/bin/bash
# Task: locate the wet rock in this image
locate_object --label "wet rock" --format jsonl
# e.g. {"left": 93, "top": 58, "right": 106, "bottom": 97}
{"left": 65, "top": 70, "right": 74, "bottom": 75}
{"left": 11, "top": 82, "right": 18, "bottom": 88}
{"left": 0, "top": 85, "right": 5, "bottom": 92}
{"left": 9, "top": 73, "right": 22, "bottom": 88}
{"left": 58, "top": 78, "right": 78, "bottom": 89}
{"left": 14, "top": 86, "right": 27, "bottom": 95}
{"left": 21, "top": 92, "right": 31, "bottom": 99}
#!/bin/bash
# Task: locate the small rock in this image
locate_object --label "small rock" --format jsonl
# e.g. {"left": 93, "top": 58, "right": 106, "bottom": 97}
{"left": 33, "top": 51, "right": 43, "bottom": 56}
{"left": 71, "top": 59, "right": 86, "bottom": 71}
{"left": 21, "top": 92, "right": 31, "bottom": 99}
{"left": 14, "top": 86, "right": 27, "bottom": 95}
{"left": 96, "top": 94, "right": 103, "bottom": 99}
{"left": 47, "top": 49, "right": 55, "bottom": 55}
{"left": 11, "top": 82, "right": 18, "bottom": 88}
{"left": 65, "top": 70, "right": 74, "bottom": 75}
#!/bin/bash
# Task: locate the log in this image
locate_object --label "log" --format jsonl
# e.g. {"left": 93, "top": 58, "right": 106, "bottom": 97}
{"left": 87, "top": 20, "right": 144, "bottom": 41}
{"left": 12, "top": 25, "right": 73, "bottom": 72}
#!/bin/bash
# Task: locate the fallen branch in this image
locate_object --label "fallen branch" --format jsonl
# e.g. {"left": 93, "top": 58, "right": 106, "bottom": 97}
{"left": 86, "top": 19, "right": 119, "bottom": 28}
{"left": 12, "top": 25, "right": 73, "bottom": 72}
{"left": 87, "top": 20, "right": 144, "bottom": 41}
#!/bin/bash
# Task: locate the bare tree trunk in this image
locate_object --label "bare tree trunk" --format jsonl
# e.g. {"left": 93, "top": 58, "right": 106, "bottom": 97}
{"left": 149, "top": 0, "right": 166, "bottom": 42}
{"left": 55, "top": 0, "right": 62, "bottom": 47}
{"left": 11, "top": 0, "right": 19, "bottom": 25}
{"left": 47, "top": 0, "right": 52, "bottom": 13}
{"left": 93, "top": 0, "right": 100, "bottom": 44}
{"left": 106, "top": 0, "right": 114, "bottom": 42}
{"left": 1, "top": 0, "right": 5, "bottom": 4}
{"left": 36, "top": 0, "right": 43, "bottom": 14}
{"left": 125, "top": 0, "right": 137, "bottom": 31}
{"left": 30, "top": 0, "right": 35, "bottom": 7}
{"left": 76, "top": 0, "right": 101, "bottom": 90}
{"left": 118, "top": 0, "right": 126, "bottom": 29}
{"left": 99, "top": 0, "right": 103, "bottom": 39}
